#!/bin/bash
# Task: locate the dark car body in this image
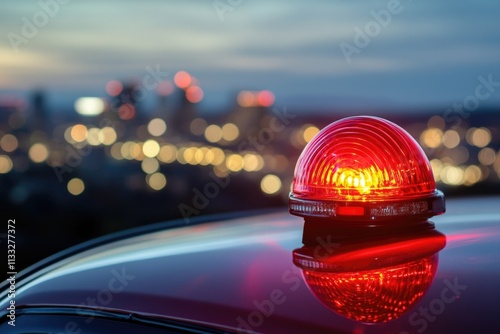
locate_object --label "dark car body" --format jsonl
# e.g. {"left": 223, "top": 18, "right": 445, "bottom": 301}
{"left": 1, "top": 196, "right": 499, "bottom": 333}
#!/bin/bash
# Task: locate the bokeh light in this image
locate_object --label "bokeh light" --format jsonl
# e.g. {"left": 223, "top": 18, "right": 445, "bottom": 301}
{"left": 99, "top": 127, "right": 117, "bottom": 145}
{"left": 174, "top": 71, "right": 192, "bottom": 89}
{"left": 190, "top": 118, "right": 208, "bottom": 136}
{"left": 87, "top": 128, "right": 101, "bottom": 146}
{"left": 176, "top": 147, "right": 187, "bottom": 164}
{"left": 209, "top": 147, "right": 225, "bottom": 165}
{"left": 110, "top": 142, "right": 123, "bottom": 160}
{"left": 221, "top": 123, "right": 239, "bottom": 141}
{"left": 121, "top": 141, "right": 142, "bottom": 160}
{"left": 147, "top": 118, "right": 167, "bottom": 137}
{"left": 257, "top": 90, "right": 275, "bottom": 107}
{"left": 141, "top": 157, "right": 160, "bottom": 174}
{"left": 427, "top": 115, "right": 445, "bottom": 130}
{"left": 464, "top": 165, "right": 482, "bottom": 186}
{"left": 75, "top": 97, "right": 106, "bottom": 116}
{"left": 183, "top": 147, "right": 196, "bottom": 165}
{"left": 70, "top": 124, "right": 88, "bottom": 143}
{"left": 303, "top": 125, "right": 320, "bottom": 143}
{"left": 118, "top": 103, "right": 136, "bottom": 120}
{"left": 442, "top": 146, "right": 469, "bottom": 165}
{"left": 147, "top": 172, "right": 167, "bottom": 190}
{"left": 157, "top": 81, "right": 174, "bottom": 96}
{"left": 442, "top": 130, "right": 460, "bottom": 149}
{"left": 237, "top": 91, "right": 254, "bottom": 107}
{"left": 260, "top": 174, "right": 282, "bottom": 194}
{"left": 478, "top": 147, "right": 496, "bottom": 166}
{"left": 142, "top": 139, "right": 160, "bottom": 158}
{"left": 105, "top": 80, "right": 123, "bottom": 97}
{"left": 0, "top": 155, "right": 13, "bottom": 174}
{"left": 213, "top": 164, "right": 229, "bottom": 178}
{"left": 467, "top": 127, "right": 491, "bottom": 147}
{"left": 186, "top": 86, "right": 204, "bottom": 103}
{"left": 243, "top": 153, "right": 264, "bottom": 172}
{"left": 0, "top": 134, "right": 18, "bottom": 152}
{"left": 226, "top": 154, "right": 244, "bottom": 172}
{"left": 158, "top": 144, "right": 177, "bottom": 163}
{"left": 494, "top": 151, "right": 500, "bottom": 176}
{"left": 237, "top": 90, "right": 274, "bottom": 107}
{"left": 28, "top": 143, "right": 49, "bottom": 163}
{"left": 196, "top": 147, "right": 209, "bottom": 166}
{"left": 429, "top": 159, "right": 442, "bottom": 182}
{"left": 204, "top": 125, "right": 222, "bottom": 143}
{"left": 440, "top": 165, "right": 464, "bottom": 185}
{"left": 67, "top": 178, "right": 85, "bottom": 196}
{"left": 420, "top": 128, "right": 443, "bottom": 148}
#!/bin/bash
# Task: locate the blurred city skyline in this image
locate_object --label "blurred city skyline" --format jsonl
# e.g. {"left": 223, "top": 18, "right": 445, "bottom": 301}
{"left": 2, "top": 0, "right": 500, "bottom": 112}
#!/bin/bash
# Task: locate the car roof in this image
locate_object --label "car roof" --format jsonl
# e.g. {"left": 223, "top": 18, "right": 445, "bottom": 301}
{"left": 1, "top": 197, "right": 499, "bottom": 333}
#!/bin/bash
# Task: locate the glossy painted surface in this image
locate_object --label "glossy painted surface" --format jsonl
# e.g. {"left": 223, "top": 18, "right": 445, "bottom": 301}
{"left": 1, "top": 197, "right": 500, "bottom": 333}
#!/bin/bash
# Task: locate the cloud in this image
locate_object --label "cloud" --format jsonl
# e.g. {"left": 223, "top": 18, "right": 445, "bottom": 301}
{"left": 0, "top": 0, "right": 499, "bottom": 108}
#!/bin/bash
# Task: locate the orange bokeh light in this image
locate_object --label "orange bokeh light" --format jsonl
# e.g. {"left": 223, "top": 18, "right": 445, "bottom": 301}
{"left": 186, "top": 86, "right": 204, "bottom": 103}
{"left": 157, "top": 81, "right": 174, "bottom": 96}
{"left": 105, "top": 80, "right": 123, "bottom": 97}
{"left": 237, "top": 91, "right": 255, "bottom": 107}
{"left": 257, "top": 90, "right": 275, "bottom": 107}
{"left": 237, "top": 90, "right": 274, "bottom": 107}
{"left": 118, "top": 103, "right": 136, "bottom": 120}
{"left": 174, "top": 71, "right": 192, "bottom": 89}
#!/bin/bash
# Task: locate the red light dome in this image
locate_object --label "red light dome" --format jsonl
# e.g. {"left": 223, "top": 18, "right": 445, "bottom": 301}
{"left": 289, "top": 116, "right": 445, "bottom": 221}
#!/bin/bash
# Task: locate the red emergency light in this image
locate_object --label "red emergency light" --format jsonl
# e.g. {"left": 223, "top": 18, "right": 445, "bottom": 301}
{"left": 289, "top": 116, "right": 445, "bottom": 222}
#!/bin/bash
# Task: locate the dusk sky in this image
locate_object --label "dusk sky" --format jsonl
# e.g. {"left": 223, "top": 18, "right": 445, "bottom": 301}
{"left": 1, "top": 0, "right": 500, "bottom": 112}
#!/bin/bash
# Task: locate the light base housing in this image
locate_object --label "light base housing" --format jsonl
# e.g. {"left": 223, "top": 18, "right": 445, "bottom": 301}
{"left": 290, "top": 190, "right": 445, "bottom": 222}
